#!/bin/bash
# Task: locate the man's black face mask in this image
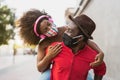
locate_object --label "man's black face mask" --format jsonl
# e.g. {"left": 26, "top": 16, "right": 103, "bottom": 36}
{"left": 62, "top": 33, "right": 82, "bottom": 48}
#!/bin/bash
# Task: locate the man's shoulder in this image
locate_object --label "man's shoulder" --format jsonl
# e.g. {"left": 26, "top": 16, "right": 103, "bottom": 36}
{"left": 78, "top": 45, "right": 98, "bottom": 61}
{"left": 84, "top": 45, "right": 98, "bottom": 54}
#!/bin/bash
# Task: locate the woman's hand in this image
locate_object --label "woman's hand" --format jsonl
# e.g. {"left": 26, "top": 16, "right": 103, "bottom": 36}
{"left": 90, "top": 52, "right": 104, "bottom": 67}
{"left": 46, "top": 43, "right": 62, "bottom": 59}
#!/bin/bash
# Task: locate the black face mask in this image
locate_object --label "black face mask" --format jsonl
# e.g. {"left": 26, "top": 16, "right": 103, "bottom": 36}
{"left": 62, "top": 33, "right": 81, "bottom": 48}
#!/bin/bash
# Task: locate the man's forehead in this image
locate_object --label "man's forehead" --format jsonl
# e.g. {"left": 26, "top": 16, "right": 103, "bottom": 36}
{"left": 67, "top": 21, "right": 77, "bottom": 28}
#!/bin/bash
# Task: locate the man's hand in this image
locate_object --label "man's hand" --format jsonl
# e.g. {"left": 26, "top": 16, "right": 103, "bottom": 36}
{"left": 90, "top": 52, "right": 104, "bottom": 67}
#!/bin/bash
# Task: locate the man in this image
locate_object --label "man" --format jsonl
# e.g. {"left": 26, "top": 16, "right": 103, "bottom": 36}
{"left": 46, "top": 14, "right": 106, "bottom": 80}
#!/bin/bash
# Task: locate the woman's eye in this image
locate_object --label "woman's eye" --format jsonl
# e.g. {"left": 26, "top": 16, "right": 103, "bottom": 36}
{"left": 47, "top": 22, "right": 51, "bottom": 26}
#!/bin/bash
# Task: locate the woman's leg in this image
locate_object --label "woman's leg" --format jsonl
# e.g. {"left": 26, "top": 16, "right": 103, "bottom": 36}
{"left": 39, "top": 69, "right": 93, "bottom": 80}
{"left": 39, "top": 69, "right": 50, "bottom": 80}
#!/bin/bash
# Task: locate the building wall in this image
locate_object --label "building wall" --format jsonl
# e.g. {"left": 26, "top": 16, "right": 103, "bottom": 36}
{"left": 82, "top": 0, "right": 120, "bottom": 79}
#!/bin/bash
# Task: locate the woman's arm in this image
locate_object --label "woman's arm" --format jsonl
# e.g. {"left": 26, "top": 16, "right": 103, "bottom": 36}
{"left": 87, "top": 40, "right": 104, "bottom": 67}
{"left": 37, "top": 46, "right": 51, "bottom": 72}
{"left": 37, "top": 43, "right": 62, "bottom": 72}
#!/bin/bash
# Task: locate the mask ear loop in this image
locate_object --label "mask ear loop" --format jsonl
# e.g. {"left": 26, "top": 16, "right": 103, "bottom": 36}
{"left": 72, "top": 35, "right": 84, "bottom": 44}
{"left": 73, "top": 35, "right": 83, "bottom": 39}
{"left": 38, "top": 38, "right": 44, "bottom": 44}
{"left": 37, "top": 35, "right": 46, "bottom": 44}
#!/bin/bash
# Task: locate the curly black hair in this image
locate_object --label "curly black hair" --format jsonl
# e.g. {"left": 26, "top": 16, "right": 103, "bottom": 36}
{"left": 17, "top": 9, "right": 50, "bottom": 45}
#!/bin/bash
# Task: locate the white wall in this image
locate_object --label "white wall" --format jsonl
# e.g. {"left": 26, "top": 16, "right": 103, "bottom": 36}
{"left": 82, "top": 0, "right": 120, "bottom": 79}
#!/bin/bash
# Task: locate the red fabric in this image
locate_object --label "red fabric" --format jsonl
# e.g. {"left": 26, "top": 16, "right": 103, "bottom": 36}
{"left": 47, "top": 42, "right": 106, "bottom": 80}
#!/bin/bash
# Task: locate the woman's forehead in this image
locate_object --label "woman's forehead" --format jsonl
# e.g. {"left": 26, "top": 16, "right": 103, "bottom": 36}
{"left": 40, "top": 19, "right": 48, "bottom": 25}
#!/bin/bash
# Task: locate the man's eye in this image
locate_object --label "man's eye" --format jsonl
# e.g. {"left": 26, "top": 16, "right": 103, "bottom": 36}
{"left": 68, "top": 28, "right": 72, "bottom": 32}
{"left": 66, "top": 29, "right": 72, "bottom": 33}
